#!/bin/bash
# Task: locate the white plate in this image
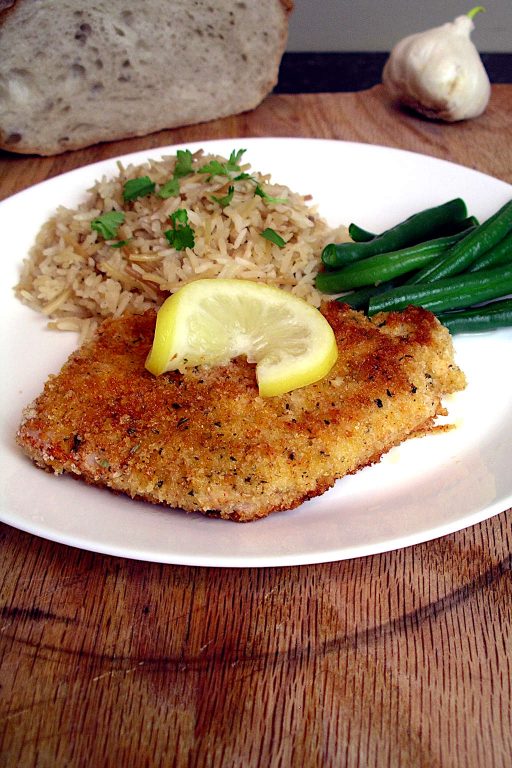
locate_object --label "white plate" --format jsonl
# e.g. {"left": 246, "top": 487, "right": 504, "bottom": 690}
{"left": 1, "top": 138, "right": 511, "bottom": 567}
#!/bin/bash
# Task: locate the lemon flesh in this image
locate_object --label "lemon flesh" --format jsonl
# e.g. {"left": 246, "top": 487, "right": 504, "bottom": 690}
{"left": 145, "top": 279, "right": 338, "bottom": 397}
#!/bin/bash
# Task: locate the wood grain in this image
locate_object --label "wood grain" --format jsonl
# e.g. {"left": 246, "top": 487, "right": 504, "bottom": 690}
{"left": 1, "top": 85, "right": 511, "bottom": 199}
{"left": 1, "top": 85, "right": 511, "bottom": 768}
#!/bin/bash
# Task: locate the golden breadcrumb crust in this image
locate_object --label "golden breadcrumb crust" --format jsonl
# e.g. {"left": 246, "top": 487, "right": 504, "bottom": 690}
{"left": 16, "top": 302, "right": 465, "bottom": 521}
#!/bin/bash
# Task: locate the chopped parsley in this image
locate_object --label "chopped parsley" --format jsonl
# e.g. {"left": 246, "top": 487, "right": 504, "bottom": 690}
{"left": 199, "top": 148, "right": 246, "bottom": 178}
{"left": 164, "top": 209, "right": 195, "bottom": 251}
{"left": 123, "top": 175, "right": 156, "bottom": 201}
{"left": 90, "top": 210, "right": 125, "bottom": 239}
{"left": 234, "top": 172, "right": 288, "bottom": 204}
{"left": 227, "top": 148, "right": 247, "bottom": 170}
{"left": 158, "top": 149, "right": 194, "bottom": 198}
{"left": 91, "top": 149, "right": 288, "bottom": 255}
{"left": 199, "top": 159, "right": 231, "bottom": 178}
{"left": 109, "top": 239, "right": 132, "bottom": 248}
{"left": 261, "top": 227, "right": 286, "bottom": 248}
{"left": 254, "top": 185, "right": 287, "bottom": 204}
{"left": 158, "top": 177, "right": 180, "bottom": 199}
{"left": 211, "top": 185, "right": 234, "bottom": 209}
{"left": 234, "top": 172, "right": 253, "bottom": 181}
{"left": 174, "top": 149, "right": 194, "bottom": 178}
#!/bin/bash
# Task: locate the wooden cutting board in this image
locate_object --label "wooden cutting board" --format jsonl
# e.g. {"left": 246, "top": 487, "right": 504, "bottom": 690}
{"left": 1, "top": 85, "right": 511, "bottom": 768}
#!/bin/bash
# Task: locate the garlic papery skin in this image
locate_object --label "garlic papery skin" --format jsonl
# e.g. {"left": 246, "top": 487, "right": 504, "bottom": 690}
{"left": 382, "top": 12, "right": 491, "bottom": 122}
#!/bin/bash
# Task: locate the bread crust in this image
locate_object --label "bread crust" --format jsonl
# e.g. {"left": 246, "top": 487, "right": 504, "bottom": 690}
{"left": 0, "top": 1, "right": 16, "bottom": 16}
{"left": 0, "top": 0, "right": 293, "bottom": 155}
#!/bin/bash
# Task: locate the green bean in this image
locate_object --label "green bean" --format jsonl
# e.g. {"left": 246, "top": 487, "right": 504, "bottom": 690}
{"left": 468, "top": 230, "right": 512, "bottom": 272}
{"left": 348, "top": 215, "right": 479, "bottom": 244}
{"left": 322, "top": 198, "right": 468, "bottom": 268}
{"left": 437, "top": 215, "right": 480, "bottom": 236}
{"left": 458, "top": 215, "right": 480, "bottom": 230}
{"left": 348, "top": 223, "right": 375, "bottom": 242}
{"left": 367, "top": 263, "right": 512, "bottom": 315}
{"left": 408, "top": 198, "right": 512, "bottom": 283}
{"left": 336, "top": 281, "right": 397, "bottom": 310}
{"left": 436, "top": 299, "right": 512, "bottom": 334}
{"left": 316, "top": 231, "right": 468, "bottom": 294}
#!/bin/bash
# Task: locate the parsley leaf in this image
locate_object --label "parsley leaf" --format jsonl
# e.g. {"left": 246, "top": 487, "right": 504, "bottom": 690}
{"left": 174, "top": 149, "right": 194, "bottom": 178}
{"left": 261, "top": 227, "right": 286, "bottom": 248}
{"left": 199, "top": 148, "right": 246, "bottom": 178}
{"left": 254, "top": 185, "right": 288, "bottom": 204}
{"left": 164, "top": 209, "right": 195, "bottom": 251}
{"left": 198, "top": 159, "right": 229, "bottom": 177}
{"left": 157, "top": 149, "right": 194, "bottom": 199}
{"left": 109, "top": 239, "right": 132, "bottom": 248}
{"left": 233, "top": 172, "right": 288, "bottom": 204}
{"left": 233, "top": 172, "right": 254, "bottom": 182}
{"left": 91, "top": 210, "right": 125, "bottom": 239}
{"left": 172, "top": 209, "right": 189, "bottom": 225}
{"left": 123, "top": 176, "right": 156, "bottom": 201}
{"left": 158, "top": 178, "right": 180, "bottom": 199}
{"left": 226, "top": 148, "right": 246, "bottom": 172}
{"left": 211, "top": 185, "right": 234, "bottom": 209}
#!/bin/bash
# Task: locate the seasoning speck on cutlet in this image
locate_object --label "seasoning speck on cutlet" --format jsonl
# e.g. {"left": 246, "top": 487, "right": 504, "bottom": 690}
{"left": 16, "top": 302, "right": 466, "bottom": 521}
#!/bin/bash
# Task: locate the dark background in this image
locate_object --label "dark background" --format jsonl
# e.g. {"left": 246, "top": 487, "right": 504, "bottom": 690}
{"left": 274, "top": 52, "right": 512, "bottom": 93}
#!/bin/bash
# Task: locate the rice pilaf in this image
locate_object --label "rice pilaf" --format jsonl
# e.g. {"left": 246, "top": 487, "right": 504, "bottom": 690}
{"left": 15, "top": 149, "right": 348, "bottom": 341}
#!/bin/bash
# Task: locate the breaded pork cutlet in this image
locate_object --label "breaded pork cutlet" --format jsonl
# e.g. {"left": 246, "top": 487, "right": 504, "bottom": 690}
{"left": 16, "top": 302, "right": 465, "bottom": 521}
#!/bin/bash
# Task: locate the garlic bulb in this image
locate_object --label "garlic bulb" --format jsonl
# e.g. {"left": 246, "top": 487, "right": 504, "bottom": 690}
{"left": 382, "top": 8, "right": 491, "bottom": 122}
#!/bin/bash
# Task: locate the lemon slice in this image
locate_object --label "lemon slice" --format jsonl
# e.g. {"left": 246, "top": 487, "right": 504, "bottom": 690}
{"left": 145, "top": 279, "right": 338, "bottom": 397}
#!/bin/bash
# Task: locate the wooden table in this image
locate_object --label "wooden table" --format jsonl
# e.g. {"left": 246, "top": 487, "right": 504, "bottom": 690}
{"left": 1, "top": 85, "right": 511, "bottom": 768}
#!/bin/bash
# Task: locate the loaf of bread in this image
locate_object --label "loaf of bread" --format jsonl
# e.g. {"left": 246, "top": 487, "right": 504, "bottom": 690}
{"left": 0, "top": 0, "right": 292, "bottom": 155}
